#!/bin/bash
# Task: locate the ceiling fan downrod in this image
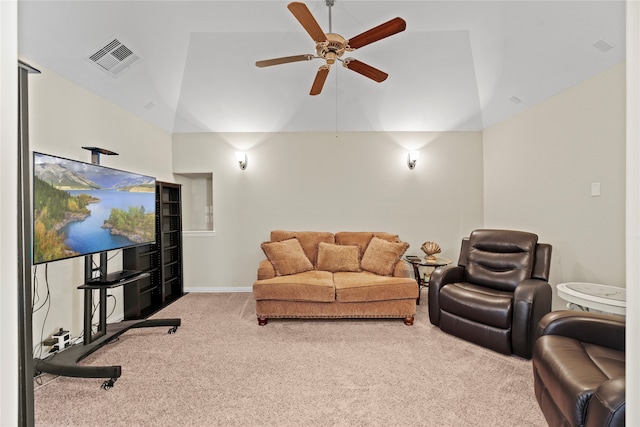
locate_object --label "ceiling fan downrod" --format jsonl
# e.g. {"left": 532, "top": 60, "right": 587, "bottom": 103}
{"left": 325, "top": 0, "right": 334, "bottom": 33}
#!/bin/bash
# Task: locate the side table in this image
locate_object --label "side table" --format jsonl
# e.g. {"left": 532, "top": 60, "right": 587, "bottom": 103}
{"left": 556, "top": 282, "right": 626, "bottom": 316}
{"left": 404, "top": 256, "right": 451, "bottom": 305}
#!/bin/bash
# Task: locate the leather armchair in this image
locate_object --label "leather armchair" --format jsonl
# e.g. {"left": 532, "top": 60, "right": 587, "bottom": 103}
{"left": 532, "top": 310, "right": 625, "bottom": 427}
{"left": 428, "top": 229, "right": 552, "bottom": 359}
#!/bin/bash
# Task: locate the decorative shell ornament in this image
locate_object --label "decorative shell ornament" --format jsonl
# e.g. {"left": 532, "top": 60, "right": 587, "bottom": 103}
{"left": 421, "top": 241, "right": 441, "bottom": 261}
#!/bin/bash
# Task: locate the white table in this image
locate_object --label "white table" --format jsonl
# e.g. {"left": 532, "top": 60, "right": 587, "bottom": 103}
{"left": 556, "top": 282, "right": 626, "bottom": 316}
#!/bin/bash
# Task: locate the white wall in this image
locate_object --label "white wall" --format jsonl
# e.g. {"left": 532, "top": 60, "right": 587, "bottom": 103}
{"left": 484, "top": 58, "right": 636, "bottom": 422}
{"left": 483, "top": 63, "right": 626, "bottom": 308}
{"left": 26, "top": 62, "right": 173, "bottom": 349}
{"left": 626, "top": 0, "right": 639, "bottom": 422}
{"left": 1, "top": 1, "right": 19, "bottom": 425}
{"left": 172, "top": 131, "right": 484, "bottom": 290}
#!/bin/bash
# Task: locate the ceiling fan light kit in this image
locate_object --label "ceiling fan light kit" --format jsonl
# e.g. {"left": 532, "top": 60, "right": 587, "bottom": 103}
{"left": 256, "top": 1, "right": 406, "bottom": 95}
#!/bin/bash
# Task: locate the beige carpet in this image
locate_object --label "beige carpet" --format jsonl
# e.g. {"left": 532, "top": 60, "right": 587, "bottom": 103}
{"left": 34, "top": 292, "right": 546, "bottom": 426}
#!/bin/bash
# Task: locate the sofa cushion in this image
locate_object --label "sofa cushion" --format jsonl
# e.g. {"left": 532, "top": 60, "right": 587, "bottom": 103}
{"left": 334, "top": 272, "right": 418, "bottom": 302}
{"left": 335, "top": 231, "right": 400, "bottom": 257}
{"left": 360, "top": 237, "right": 410, "bottom": 276}
{"left": 253, "top": 271, "right": 335, "bottom": 302}
{"left": 270, "top": 230, "right": 335, "bottom": 266}
{"left": 316, "top": 242, "right": 361, "bottom": 272}
{"left": 261, "top": 238, "right": 313, "bottom": 276}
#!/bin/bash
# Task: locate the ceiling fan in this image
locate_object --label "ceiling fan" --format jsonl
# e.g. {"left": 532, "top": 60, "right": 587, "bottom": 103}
{"left": 255, "top": 1, "right": 406, "bottom": 95}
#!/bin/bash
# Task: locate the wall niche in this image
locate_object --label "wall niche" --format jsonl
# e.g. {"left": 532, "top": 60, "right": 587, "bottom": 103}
{"left": 174, "top": 172, "right": 214, "bottom": 234}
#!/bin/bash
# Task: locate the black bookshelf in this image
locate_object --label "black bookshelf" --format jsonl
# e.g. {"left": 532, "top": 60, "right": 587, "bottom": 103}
{"left": 123, "top": 181, "right": 184, "bottom": 319}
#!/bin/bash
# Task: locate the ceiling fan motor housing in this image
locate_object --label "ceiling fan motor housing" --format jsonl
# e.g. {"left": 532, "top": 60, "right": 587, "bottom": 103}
{"left": 316, "top": 33, "right": 347, "bottom": 64}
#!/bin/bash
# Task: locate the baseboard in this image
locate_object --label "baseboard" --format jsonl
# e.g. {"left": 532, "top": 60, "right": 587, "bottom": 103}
{"left": 184, "top": 286, "right": 252, "bottom": 293}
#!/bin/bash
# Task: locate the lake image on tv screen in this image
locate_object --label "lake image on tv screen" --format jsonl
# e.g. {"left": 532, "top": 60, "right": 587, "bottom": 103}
{"left": 33, "top": 153, "right": 156, "bottom": 264}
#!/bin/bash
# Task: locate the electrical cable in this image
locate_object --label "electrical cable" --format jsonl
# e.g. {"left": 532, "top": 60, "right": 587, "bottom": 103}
{"left": 32, "top": 264, "right": 51, "bottom": 312}
{"left": 107, "top": 294, "right": 117, "bottom": 319}
{"left": 87, "top": 292, "right": 117, "bottom": 334}
{"left": 32, "top": 254, "right": 122, "bottom": 366}
{"left": 32, "top": 264, "right": 52, "bottom": 359}
{"left": 107, "top": 249, "right": 121, "bottom": 262}
{"left": 91, "top": 250, "right": 121, "bottom": 267}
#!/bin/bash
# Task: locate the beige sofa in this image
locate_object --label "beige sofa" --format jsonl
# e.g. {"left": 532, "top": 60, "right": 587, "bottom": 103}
{"left": 253, "top": 230, "right": 418, "bottom": 325}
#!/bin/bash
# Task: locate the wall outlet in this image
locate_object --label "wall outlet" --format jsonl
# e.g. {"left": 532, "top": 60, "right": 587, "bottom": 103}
{"left": 53, "top": 328, "right": 71, "bottom": 350}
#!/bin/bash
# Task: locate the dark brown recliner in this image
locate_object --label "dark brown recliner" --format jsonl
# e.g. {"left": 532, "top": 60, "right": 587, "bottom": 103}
{"left": 532, "top": 310, "right": 625, "bottom": 427}
{"left": 428, "top": 229, "right": 552, "bottom": 359}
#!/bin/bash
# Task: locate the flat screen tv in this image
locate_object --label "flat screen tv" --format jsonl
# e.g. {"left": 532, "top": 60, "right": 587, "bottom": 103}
{"left": 32, "top": 152, "right": 156, "bottom": 265}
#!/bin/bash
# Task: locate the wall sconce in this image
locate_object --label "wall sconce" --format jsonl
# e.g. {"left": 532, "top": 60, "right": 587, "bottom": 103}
{"left": 235, "top": 151, "right": 248, "bottom": 170}
{"left": 407, "top": 151, "right": 420, "bottom": 170}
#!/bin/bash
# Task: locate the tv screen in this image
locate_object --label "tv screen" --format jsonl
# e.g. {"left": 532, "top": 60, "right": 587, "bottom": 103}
{"left": 32, "top": 152, "right": 156, "bottom": 265}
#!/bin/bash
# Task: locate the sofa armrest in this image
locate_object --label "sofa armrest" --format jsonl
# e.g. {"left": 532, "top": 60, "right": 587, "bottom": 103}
{"left": 393, "top": 260, "right": 411, "bottom": 278}
{"left": 538, "top": 310, "right": 626, "bottom": 352}
{"left": 586, "top": 377, "right": 626, "bottom": 427}
{"left": 428, "top": 265, "right": 465, "bottom": 326}
{"left": 257, "top": 259, "right": 276, "bottom": 280}
{"left": 512, "top": 278, "right": 552, "bottom": 359}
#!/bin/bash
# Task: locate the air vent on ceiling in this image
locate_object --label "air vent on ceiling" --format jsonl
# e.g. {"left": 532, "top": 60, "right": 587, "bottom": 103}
{"left": 593, "top": 39, "right": 614, "bottom": 53}
{"left": 85, "top": 36, "right": 140, "bottom": 77}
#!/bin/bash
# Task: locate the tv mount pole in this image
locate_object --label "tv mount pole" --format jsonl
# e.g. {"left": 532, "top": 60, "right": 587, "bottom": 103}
{"left": 82, "top": 146, "right": 118, "bottom": 165}
{"left": 81, "top": 147, "right": 119, "bottom": 342}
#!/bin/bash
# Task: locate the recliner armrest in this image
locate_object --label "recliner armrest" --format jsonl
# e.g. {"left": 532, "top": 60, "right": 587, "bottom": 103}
{"left": 586, "top": 377, "right": 626, "bottom": 427}
{"left": 512, "top": 279, "right": 552, "bottom": 359}
{"left": 428, "top": 265, "right": 465, "bottom": 326}
{"left": 538, "top": 310, "right": 625, "bottom": 352}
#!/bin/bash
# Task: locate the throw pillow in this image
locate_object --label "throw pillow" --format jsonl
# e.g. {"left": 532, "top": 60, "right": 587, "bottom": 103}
{"left": 360, "top": 237, "right": 410, "bottom": 276}
{"left": 261, "top": 238, "right": 314, "bottom": 276}
{"left": 316, "top": 242, "right": 361, "bottom": 273}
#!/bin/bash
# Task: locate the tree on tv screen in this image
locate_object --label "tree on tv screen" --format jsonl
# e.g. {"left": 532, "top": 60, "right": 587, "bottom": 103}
{"left": 103, "top": 206, "right": 155, "bottom": 243}
{"left": 33, "top": 177, "right": 96, "bottom": 263}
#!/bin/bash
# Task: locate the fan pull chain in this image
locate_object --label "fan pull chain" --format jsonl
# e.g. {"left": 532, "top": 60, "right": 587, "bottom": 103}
{"left": 335, "top": 67, "right": 338, "bottom": 133}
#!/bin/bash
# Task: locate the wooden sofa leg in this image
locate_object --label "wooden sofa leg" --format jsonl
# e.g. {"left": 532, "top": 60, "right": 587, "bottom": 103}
{"left": 257, "top": 317, "right": 268, "bottom": 326}
{"left": 404, "top": 316, "right": 414, "bottom": 326}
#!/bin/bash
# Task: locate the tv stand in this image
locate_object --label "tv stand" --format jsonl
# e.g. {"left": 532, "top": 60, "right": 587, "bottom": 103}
{"left": 34, "top": 254, "right": 181, "bottom": 389}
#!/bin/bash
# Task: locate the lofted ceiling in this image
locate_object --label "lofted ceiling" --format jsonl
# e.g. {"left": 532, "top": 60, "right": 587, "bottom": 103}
{"left": 18, "top": 0, "right": 626, "bottom": 134}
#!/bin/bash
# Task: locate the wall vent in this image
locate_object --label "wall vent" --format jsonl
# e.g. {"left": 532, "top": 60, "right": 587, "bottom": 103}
{"left": 85, "top": 36, "right": 140, "bottom": 77}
